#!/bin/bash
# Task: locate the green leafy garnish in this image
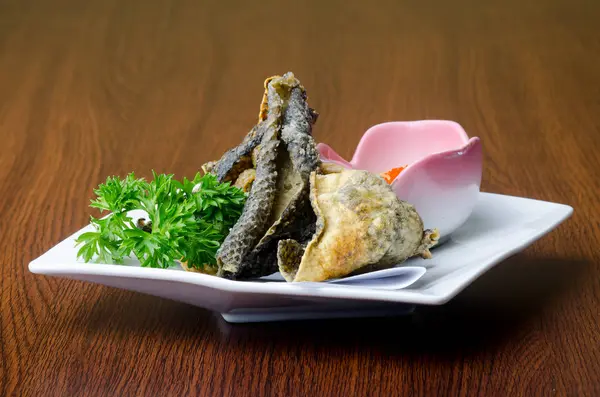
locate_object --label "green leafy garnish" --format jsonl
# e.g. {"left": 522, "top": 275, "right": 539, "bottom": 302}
{"left": 75, "top": 171, "right": 246, "bottom": 270}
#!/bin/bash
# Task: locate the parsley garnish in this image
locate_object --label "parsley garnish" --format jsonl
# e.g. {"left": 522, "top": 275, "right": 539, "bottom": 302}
{"left": 75, "top": 171, "right": 246, "bottom": 270}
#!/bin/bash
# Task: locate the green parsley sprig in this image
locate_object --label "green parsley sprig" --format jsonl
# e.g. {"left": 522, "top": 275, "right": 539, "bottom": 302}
{"left": 75, "top": 171, "right": 246, "bottom": 270}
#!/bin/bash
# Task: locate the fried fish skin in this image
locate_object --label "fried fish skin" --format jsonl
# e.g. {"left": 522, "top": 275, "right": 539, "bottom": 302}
{"left": 210, "top": 123, "right": 263, "bottom": 183}
{"left": 277, "top": 238, "right": 305, "bottom": 281}
{"left": 203, "top": 72, "right": 318, "bottom": 184}
{"left": 278, "top": 170, "right": 437, "bottom": 282}
{"left": 234, "top": 168, "right": 256, "bottom": 192}
{"left": 216, "top": 123, "right": 280, "bottom": 279}
{"left": 280, "top": 87, "right": 320, "bottom": 178}
{"left": 240, "top": 86, "right": 320, "bottom": 276}
{"left": 215, "top": 73, "right": 301, "bottom": 279}
{"left": 204, "top": 74, "right": 291, "bottom": 183}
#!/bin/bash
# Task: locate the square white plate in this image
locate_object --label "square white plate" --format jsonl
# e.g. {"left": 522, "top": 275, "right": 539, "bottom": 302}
{"left": 29, "top": 193, "right": 572, "bottom": 323}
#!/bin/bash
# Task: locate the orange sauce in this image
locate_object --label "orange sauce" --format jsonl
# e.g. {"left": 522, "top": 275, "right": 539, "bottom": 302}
{"left": 380, "top": 166, "right": 406, "bottom": 184}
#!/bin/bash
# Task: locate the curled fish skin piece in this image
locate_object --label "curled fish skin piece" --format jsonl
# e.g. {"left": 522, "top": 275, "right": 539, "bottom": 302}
{"left": 215, "top": 74, "right": 300, "bottom": 279}
{"left": 278, "top": 170, "right": 437, "bottom": 282}
{"left": 204, "top": 73, "right": 294, "bottom": 183}
{"left": 277, "top": 239, "right": 305, "bottom": 281}
{"left": 216, "top": 123, "right": 280, "bottom": 279}
{"left": 280, "top": 87, "right": 321, "bottom": 178}
{"left": 204, "top": 73, "right": 315, "bottom": 184}
{"left": 210, "top": 123, "right": 264, "bottom": 183}
{"left": 240, "top": 86, "right": 320, "bottom": 276}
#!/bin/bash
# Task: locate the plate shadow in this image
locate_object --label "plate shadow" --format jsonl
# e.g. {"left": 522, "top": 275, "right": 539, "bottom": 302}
{"left": 60, "top": 253, "right": 589, "bottom": 360}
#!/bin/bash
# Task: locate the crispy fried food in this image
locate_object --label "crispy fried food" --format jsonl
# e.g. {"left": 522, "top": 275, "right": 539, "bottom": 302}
{"left": 196, "top": 72, "right": 437, "bottom": 282}
{"left": 278, "top": 170, "right": 438, "bottom": 282}
{"left": 216, "top": 73, "right": 303, "bottom": 279}
{"left": 234, "top": 168, "right": 256, "bottom": 192}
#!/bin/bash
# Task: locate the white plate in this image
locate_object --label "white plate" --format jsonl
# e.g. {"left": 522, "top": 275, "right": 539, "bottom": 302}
{"left": 29, "top": 193, "right": 572, "bottom": 323}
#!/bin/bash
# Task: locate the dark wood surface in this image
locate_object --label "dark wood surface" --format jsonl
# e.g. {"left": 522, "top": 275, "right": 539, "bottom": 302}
{"left": 1, "top": 0, "right": 599, "bottom": 395}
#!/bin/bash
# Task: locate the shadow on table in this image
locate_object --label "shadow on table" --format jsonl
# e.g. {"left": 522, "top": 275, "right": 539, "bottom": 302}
{"left": 214, "top": 254, "right": 589, "bottom": 358}
{"left": 69, "top": 253, "right": 588, "bottom": 359}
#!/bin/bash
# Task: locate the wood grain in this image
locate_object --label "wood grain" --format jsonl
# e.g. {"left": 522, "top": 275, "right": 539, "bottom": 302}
{"left": 1, "top": 0, "right": 599, "bottom": 395}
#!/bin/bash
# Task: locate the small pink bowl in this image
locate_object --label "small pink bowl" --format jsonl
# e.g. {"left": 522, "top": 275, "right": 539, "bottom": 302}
{"left": 317, "top": 120, "right": 482, "bottom": 240}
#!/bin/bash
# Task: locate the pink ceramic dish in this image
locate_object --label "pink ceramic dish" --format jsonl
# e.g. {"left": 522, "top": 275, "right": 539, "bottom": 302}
{"left": 317, "top": 120, "right": 482, "bottom": 241}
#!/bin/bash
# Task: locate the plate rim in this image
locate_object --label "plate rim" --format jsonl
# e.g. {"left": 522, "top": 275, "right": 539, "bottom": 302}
{"left": 28, "top": 193, "right": 574, "bottom": 306}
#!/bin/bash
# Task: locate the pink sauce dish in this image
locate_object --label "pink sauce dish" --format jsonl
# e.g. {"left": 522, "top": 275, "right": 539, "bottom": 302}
{"left": 317, "top": 120, "right": 483, "bottom": 241}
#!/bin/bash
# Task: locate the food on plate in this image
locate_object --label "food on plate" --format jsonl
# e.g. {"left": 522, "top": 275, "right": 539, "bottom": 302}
{"left": 77, "top": 71, "right": 438, "bottom": 282}
{"left": 237, "top": 86, "right": 320, "bottom": 276}
{"left": 75, "top": 172, "right": 246, "bottom": 273}
{"left": 319, "top": 162, "right": 347, "bottom": 174}
{"left": 278, "top": 170, "right": 438, "bottom": 282}
{"left": 214, "top": 73, "right": 321, "bottom": 279}
{"left": 206, "top": 123, "right": 262, "bottom": 183}
{"left": 211, "top": 73, "right": 436, "bottom": 280}
{"left": 233, "top": 168, "right": 256, "bottom": 192}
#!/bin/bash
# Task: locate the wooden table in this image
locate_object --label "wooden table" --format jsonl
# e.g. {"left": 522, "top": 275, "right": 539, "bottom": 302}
{"left": 1, "top": 0, "right": 599, "bottom": 395}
